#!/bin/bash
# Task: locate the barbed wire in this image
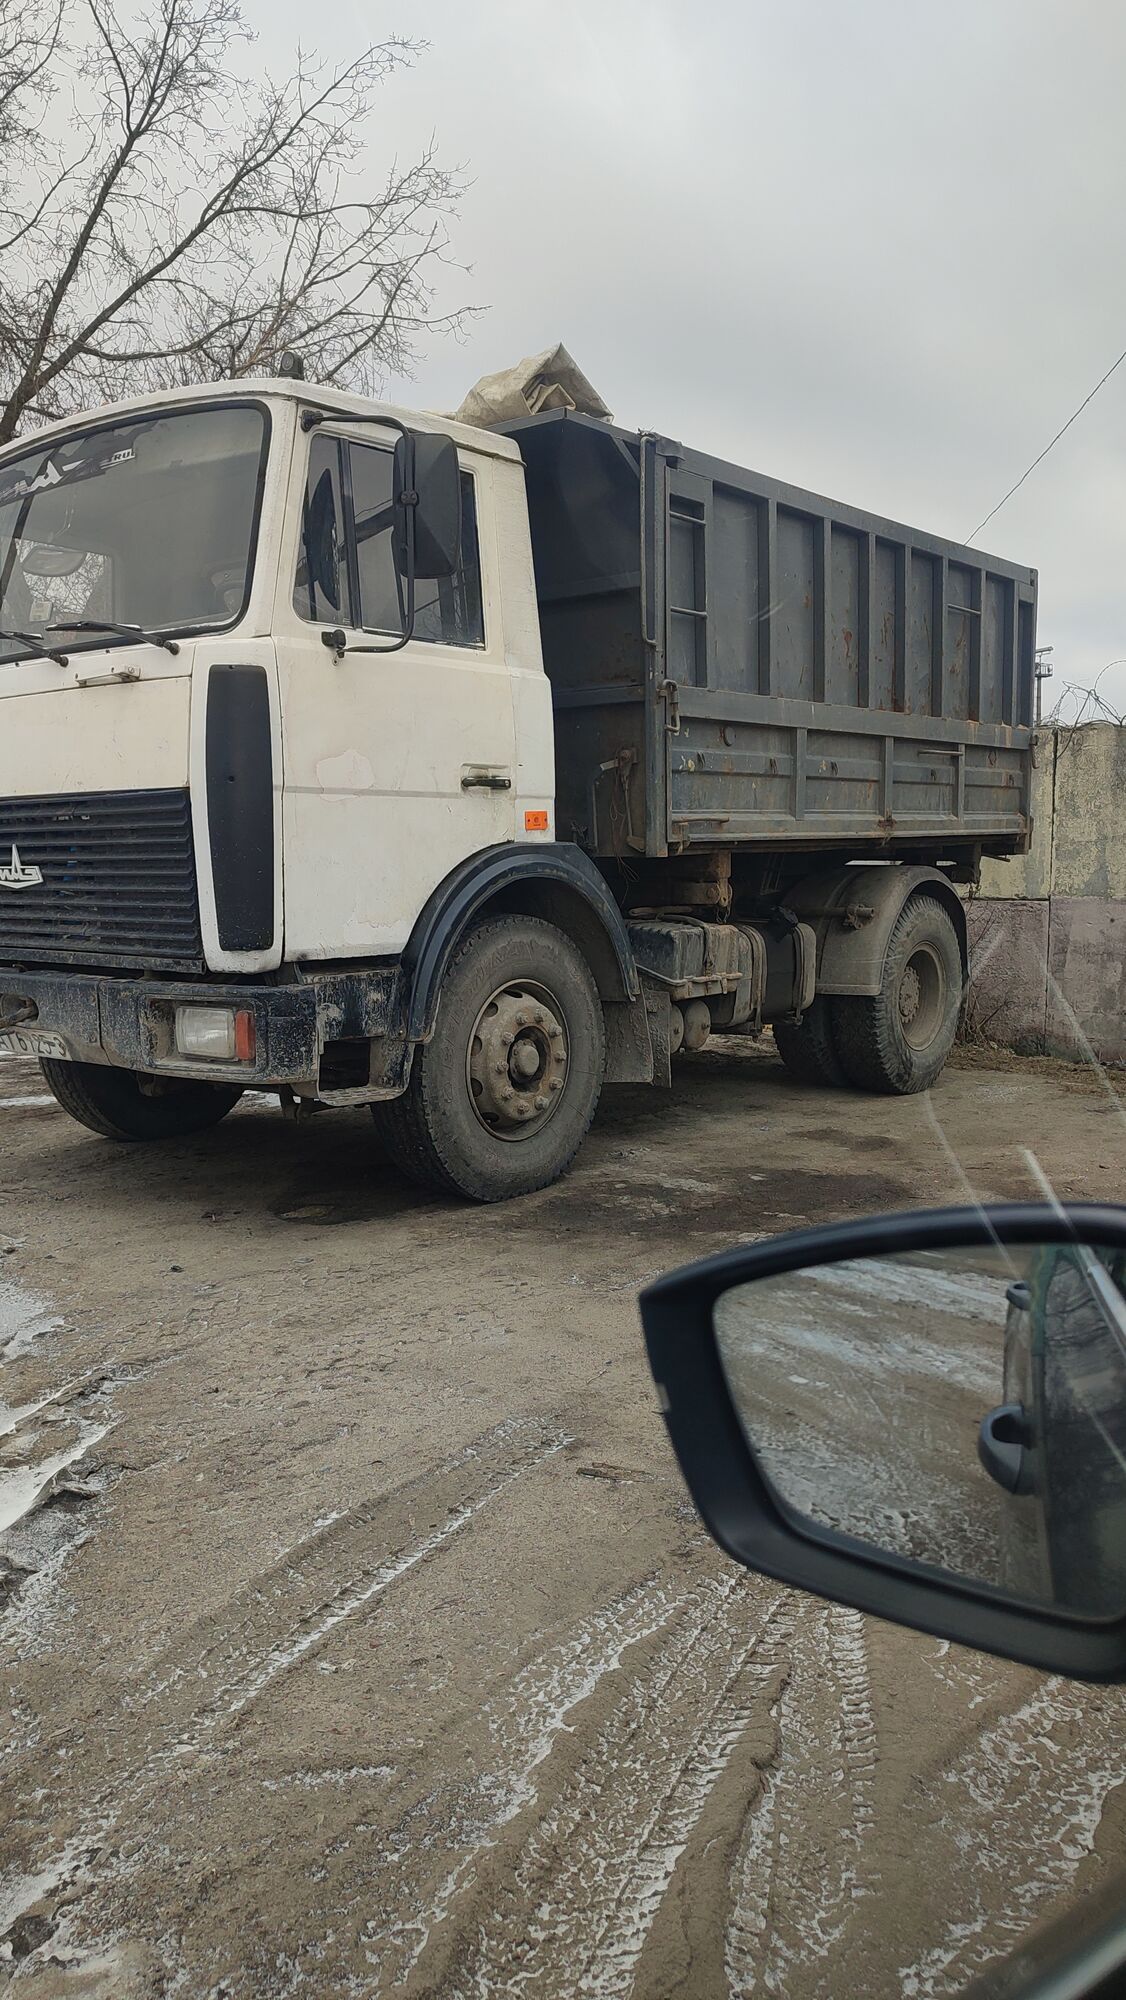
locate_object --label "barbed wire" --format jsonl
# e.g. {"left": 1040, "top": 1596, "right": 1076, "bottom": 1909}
{"left": 1044, "top": 660, "right": 1126, "bottom": 730}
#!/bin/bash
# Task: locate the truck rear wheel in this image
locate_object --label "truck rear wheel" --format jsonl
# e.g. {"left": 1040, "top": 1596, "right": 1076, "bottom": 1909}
{"left": 40, "top": 1058, "right": 243, "bottom": 1141}
{"left": 372, "top": 916, "right": 605, "bottom": 1202}
{"left": 832, "top": 894, "right": 963, "bottom": 1094}
{"left": 773, "top": 998, "right": 848, "bottom": 1087}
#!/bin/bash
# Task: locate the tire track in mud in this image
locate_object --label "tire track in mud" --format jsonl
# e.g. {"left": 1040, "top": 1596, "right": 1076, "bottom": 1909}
{"left": 725, "top": 1601, "right": 880, "bottom": 2000}
{"left": 0, "top": 1416, "right": 571, "bottom": 1962}
{"left": 138, "top": 1416, "right": 567, "bottom": 1738}
{"left": 898, "top": 1669, "right": 1126, "bottom": 1997}
{"left": 340, "top": 1569, "right": 703, "bottom": 1996}
{"left": 366, "top": 1573, "right": 789, "bottom": 2000}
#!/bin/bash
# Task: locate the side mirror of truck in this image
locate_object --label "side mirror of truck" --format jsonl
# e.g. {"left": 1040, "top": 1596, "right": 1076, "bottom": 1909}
{"left": 640, "top": 1203, "right": 1126, "bottom": 1683}
{"left": 393, "top": 431, "right": 461, "bottom": 581}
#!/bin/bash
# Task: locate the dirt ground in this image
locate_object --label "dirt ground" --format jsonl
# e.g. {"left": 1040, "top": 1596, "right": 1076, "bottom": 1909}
{"left": 1, "top": 1039, "right": 1125, "bottom": 1998}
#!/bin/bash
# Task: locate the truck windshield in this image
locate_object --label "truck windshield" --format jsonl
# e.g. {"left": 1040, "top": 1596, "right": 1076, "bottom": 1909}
{"left": 0, "top": 403, "right": 267, "bottom": 664}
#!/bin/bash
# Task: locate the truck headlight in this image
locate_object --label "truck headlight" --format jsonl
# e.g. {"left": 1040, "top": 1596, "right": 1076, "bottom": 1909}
{"left": 174, "top": 1005, "right": 256, "bottom": 1063}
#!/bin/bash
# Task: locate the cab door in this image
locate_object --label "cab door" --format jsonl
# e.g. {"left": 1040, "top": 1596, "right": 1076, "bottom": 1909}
{"left": 274, "top": 421, "right": 516, "bottom": 960}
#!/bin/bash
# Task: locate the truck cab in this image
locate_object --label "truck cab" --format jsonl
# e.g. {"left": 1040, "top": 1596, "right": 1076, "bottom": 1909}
{"left": 0, "top": 383, "right": 558, "bottom": 972}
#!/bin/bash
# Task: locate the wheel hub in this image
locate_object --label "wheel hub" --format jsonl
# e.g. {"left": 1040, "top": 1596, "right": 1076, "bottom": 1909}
{"left": 898, "top": 964, "right": 922, "bottom": 1027}
{"left": 467, "top": 982, "right": 569, "bottom": 1139}
{"left": 897, "top": 944, "right": 946, "bottom": 1050}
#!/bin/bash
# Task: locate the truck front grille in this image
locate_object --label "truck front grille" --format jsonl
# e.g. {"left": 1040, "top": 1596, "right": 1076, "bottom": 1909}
{"left": 0, "top": 788, "right": 204, "bottom": 973}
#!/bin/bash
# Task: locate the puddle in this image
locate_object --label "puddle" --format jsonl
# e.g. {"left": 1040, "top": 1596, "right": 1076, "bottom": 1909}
{"left": 271, "top": 1176, "right": 438, "bottom": 1225}
{"left": 505, "top": 1166, "right": 912, "bottom": 1244}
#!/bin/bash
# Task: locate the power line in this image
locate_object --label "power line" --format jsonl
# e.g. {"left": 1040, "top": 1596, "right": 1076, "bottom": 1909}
{"left": 966, "top": 340, "right": 1126, "bottom": 544}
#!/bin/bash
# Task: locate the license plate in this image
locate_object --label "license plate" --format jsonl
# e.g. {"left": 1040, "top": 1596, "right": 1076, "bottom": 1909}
{"left": 0, "top": 1030, "right": 69, "bottom": 1060}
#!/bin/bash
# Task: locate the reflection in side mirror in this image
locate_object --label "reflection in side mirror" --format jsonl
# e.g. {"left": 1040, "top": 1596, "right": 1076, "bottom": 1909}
{"left": 640, "top": 1205, "right": 1126, "bottom": 1681}
{"left": 393, "top": 431, "right": 461, "bottom": 581}
{"left": 714, "top": 1237, "right": 1126, "bottom": 1619}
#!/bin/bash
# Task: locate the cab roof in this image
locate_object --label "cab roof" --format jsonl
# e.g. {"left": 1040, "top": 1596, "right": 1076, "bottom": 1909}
{"left": 0, "top": 377, "right": 524, "bottom": 466}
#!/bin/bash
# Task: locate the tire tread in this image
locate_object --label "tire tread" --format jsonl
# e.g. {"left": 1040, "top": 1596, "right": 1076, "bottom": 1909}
{"left": 40, "top": 1058, "right": 242, "bottom": 1141}
{"left": 372, "top": 915, "right": 604, "bottom": 1201}
{"left": 773, "top": 997, "right": 847, "bottom": 1087}
{"left": 832, "top": 894, "right": 962, "bottom": 1095}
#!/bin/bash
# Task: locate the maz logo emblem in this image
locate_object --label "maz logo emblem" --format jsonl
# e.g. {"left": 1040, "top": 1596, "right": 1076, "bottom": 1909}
{"left": 0, "top": 845, "right": 43, "bottom": 890}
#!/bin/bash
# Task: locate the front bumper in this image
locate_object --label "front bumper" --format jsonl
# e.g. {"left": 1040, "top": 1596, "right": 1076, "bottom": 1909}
{"left": 0, "top": 964, "right": 405, "bottom": 1093}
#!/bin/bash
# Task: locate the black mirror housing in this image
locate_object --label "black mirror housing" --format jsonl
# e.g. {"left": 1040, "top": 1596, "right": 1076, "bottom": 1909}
{"left": 394, "top": 431, "right": 461, "bottom": 581}
{"left": 640, "top": 1203, "right": 1126, "bottom": 1683}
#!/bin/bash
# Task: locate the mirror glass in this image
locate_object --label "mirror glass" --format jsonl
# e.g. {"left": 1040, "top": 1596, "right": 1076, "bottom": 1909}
{"left": 394, "top": 432, "right": 462, "bottom": 580}
{"left": 714, "top": 1237, "right": 1126, "bottom": 1619}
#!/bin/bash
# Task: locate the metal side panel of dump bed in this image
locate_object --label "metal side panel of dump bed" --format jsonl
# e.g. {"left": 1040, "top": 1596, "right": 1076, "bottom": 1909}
{"left": 504, "top": 411, "right": 1037, "bottom": 864}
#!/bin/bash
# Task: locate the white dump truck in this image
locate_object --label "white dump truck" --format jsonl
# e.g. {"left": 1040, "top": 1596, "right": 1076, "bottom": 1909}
{"left": 0, "top": 365, "right": 1035, "bottom": 1199}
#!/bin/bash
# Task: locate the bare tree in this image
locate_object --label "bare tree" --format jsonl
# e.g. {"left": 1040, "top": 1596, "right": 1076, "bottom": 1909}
{"left": 0, "top": 0, "right": 468, "bottom": 445}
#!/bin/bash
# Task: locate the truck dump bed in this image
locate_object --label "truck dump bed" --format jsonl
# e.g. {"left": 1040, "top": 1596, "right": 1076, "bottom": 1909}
{"left": 503, "top": 411, "right": 1036, "bottom": 864}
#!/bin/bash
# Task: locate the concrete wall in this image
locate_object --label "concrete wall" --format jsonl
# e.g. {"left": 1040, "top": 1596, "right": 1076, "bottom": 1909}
{"left": 965, "top": 724, "right": 1126, "bottom": 1065}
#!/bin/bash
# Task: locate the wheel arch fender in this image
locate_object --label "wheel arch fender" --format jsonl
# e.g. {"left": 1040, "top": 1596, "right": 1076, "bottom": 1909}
{"left": 785, "top": 864, "right": 968, "bottom": 999}
{"left": 403, "top": 842, "right": 641, "bottom": 1045}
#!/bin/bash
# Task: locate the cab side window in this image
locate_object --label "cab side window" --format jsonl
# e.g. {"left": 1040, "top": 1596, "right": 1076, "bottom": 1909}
{"left": 293, "top": 434, "right": 485, "bottom": 648}
{"left": 293, "top": 434, "right": 351, "bottom": 625}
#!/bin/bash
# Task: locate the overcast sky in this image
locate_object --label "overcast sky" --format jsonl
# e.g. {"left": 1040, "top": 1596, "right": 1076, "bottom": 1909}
{"left": 267, "top": 0, "right": 1126, "bottom": 717}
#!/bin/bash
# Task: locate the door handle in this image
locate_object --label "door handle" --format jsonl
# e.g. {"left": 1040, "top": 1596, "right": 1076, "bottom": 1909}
{"left": 461, "top": 769, "right": 512, "bottom": 791}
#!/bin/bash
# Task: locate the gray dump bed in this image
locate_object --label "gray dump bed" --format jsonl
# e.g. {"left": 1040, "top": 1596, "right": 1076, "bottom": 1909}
{"left": 504, "top": 412, "right": 1036, "bottom": 865}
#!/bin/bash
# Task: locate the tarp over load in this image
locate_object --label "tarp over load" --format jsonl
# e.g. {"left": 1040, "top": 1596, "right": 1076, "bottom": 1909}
{"left": 454, "top": 344, "right": 612, "bottom": 428}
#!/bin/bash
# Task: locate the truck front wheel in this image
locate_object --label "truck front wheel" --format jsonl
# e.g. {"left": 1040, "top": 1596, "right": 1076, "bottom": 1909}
{"left": 832, "top": 894, "right": 963, "bottom": 1094}
{"left": 40, "top": 1059, "right": 244, "bottom": 1140}
{"left": 372, "top": 916, "right": 605, "bottom": 1201}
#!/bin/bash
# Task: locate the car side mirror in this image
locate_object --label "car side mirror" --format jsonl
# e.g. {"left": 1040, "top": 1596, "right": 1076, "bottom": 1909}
{"left": 640, "top": 1203, "right": 1126, "bottom": 1682}
{"left": 393, "top": 431, "right": 461, "bottom": 581}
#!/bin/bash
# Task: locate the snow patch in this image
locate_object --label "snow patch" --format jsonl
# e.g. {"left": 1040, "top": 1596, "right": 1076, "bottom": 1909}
{"left": 0, "top": 1418, "right": 109, "bottom": 1535}
{"left": 0, "top": 1277, "right": 63, "bottom": 1361}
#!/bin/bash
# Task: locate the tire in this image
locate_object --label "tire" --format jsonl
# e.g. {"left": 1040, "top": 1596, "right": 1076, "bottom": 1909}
{"left": 773, "top": 996, "right": 848, "bottom": 1087}
{"left": 832, "top": 894, "right": 964, "bottom": 1095}
{"left": 371, "top": 915, "right": 605, "bottom": 1202}
{"left": 40, "top": 1058, "right": 243, "bottom": 1141}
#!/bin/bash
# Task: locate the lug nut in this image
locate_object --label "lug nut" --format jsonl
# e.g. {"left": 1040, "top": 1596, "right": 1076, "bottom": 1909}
{"left": 502, "top": 1087, "right": 514, "bottom": 1102}
{"left": 501, "top": 1031, "right": 513, "bottom": 1047}
{"left": 549, "top": 1077, "right": 563, "bottom": 1093}
{"left": 534, "top": 1094, "right": 547, "bottom": 1110}
{"left": 515, "top": 1012, "right": 527, "bottom": 1027}
{"left": 534, "top": 1011, "right": 544, "bottom": 1024}
{"left": 494, "top": 1062, "right": 506, "bottom": 1076}
{"left": 549, "top": 1025, "right": 563, "bottom": 1041}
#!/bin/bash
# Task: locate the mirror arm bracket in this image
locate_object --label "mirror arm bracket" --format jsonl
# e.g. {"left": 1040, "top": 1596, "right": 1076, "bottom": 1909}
{"left": 320, "top": 624, "right": 414, "bottom": 660}
{"left": 300, "top": 408, "right": 410, "bottom": 444}
{"left": 302, "top": 407, "right": 419, "bottom": 654}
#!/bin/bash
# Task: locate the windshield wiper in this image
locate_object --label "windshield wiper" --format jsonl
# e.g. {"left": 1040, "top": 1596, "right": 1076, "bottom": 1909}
{"left": 48, "top": 618, "right": 180, "bottom": 656}
{"left": 0, "top": 626, "right": 69, "bottom": 666}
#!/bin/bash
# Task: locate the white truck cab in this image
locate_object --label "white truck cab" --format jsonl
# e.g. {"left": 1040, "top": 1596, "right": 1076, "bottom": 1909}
{"left": 0, "top": 382, "right": 556, "bottom": 968}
